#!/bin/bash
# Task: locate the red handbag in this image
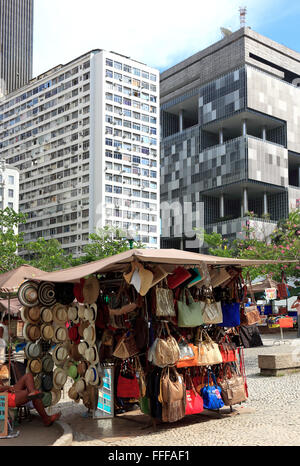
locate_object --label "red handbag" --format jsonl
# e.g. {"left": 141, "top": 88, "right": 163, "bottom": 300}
{"left": 117, "top": 363, "right": 140, "bottom": 399}
{"left": 219, "top": 335, "right": 237, "bottom": 363}
{"left": 167, "top": 267, "right": 192, "bottom": 290}
{"left": 185, "top": 373, "right": 204, "bottom": 415}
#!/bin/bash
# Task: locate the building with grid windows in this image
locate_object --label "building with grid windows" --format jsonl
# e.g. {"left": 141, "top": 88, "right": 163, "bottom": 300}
{"left": 160, "top": 27, "right": 300, "bottom": 250}
{"left": 0, "top": 0, "right": 34, "bottom": 95}
{"left": 0, "top": 49, "right": 160, "bottom": 256}
{"left": 0, "top": 162, "right": 19, "bottom": 211}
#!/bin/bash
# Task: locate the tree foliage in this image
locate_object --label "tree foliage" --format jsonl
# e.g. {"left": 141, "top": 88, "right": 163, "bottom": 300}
{"left": 0, "top": 208, "right": 27, "bottom": 273}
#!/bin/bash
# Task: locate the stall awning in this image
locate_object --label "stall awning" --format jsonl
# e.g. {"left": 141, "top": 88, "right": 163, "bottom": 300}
{"left": 24, "top": 248, "right": 296, "bottom": 284}
{"left": 0, "top": 298, "right": 22, "bottom": 316}
{"left": 0, "top": 264, "right": 45, "bottom": 293}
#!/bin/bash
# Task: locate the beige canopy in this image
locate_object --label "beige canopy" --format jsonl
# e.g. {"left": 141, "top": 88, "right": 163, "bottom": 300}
{"left": 24, "top": 248, "right": 295, "bottom": 284}
{"left": 0, "top": 264, "right": 45, "bottom": 293}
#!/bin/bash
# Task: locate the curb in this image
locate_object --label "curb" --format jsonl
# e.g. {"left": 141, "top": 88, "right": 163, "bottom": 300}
{"left": 52, "top": 420, "right": 73, "bottom": 446}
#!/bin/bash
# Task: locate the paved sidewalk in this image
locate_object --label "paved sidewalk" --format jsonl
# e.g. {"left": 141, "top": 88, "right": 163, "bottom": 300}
{"left": 2, "top": 331, "right": 300, "bottom": 446}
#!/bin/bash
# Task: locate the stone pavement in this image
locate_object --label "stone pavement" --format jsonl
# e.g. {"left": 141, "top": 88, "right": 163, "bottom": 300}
{"left": 2, "top": 331, "right": 300, "bottom": 447}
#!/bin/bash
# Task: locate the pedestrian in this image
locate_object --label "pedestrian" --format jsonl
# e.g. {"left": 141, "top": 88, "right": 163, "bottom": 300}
{"left": 291, "top": 295, "right": 300, "bottom": 338}
{"left": 0, "top": 372, "right": 61, "bottom": 426}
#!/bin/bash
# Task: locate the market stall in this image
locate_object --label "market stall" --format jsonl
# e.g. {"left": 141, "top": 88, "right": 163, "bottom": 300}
{"left": 11, "top": 248, "right": 294, "bottom": 425}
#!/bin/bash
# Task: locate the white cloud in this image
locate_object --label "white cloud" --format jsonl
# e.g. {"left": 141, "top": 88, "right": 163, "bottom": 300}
{"left": 33, "top": 0, "right": 285, "bottom": 76}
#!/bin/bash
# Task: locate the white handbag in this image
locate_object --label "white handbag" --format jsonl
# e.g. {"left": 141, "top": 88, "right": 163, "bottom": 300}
{"left": 202, "top": 299, "right": 223, "bottom": 324}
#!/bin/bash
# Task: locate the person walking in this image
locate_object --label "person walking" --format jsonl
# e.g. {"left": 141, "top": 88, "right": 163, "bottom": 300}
{"left": 291, "top": 296, "right": 300, "bottom": 338}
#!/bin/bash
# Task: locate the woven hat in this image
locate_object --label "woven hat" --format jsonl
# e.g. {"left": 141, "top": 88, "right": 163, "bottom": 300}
{"left": 52, "top": 343, "right": 68, "bottom": 366}
{"left": 83, "top": 276, "right": 100, "bottom": 305}
{"left": 84, "top": 364, "right": 100, "bottom": 386}
{"left": 20, "top": 306, "right": 29, "bottom": 323}
{"left": 73, "top": 278, "right": 85, "bottom": 304}
{"left": 74, "top": 377, "right": 86, "bottom": 394}
{"left": 150, "top": 265, "right": 169, "bottom": 288}
{"left": 42, "top": 353, "right": 54, "bottom": 373}
{"left": 42, "top": 391, "right": 52, "bottom": 408}
{"left": 52, "top": 303, "right": 68, "bottom": 324}
{"left": 41, "top": 323, "right": 54, "bottom": 341}
{"left": 77, "top": 360, "right": 89, "bottom": 377}
{"left": 68, "top": 342, "right": 82, "bottom": 362}
{"left": 34, "top": 373, "right": 42, "bottom": 390}
{"left": 27, "top": 358, "right": 43, "bottom": 375}
{"left": 78, "top": 340, "right": 89, "bottom": 356}
{"left": 38, "top": 281, "right": 56, "bottom": 306}
{"left": 68, "top": 305, "right": 79, "bottom": 323}
{"left": 41, "top": 372, "right": 53, "bottom": 392}
{"left": 84, "top": 303, "right": 97, "bottom": 323}
{"left": 25, "top": 341, "right": 43, "bottom": 360}
{"left": 53, "top": 367, "right": 68, "bottom": 389}
{"left": 78, "top": 319, "right": 89, "bottom": 337}
{"left": 85, "top": 344, "right": 99, "bottom": 365}
{"left": 18, "top": 280, "right": 39, "bottom": 307}
{"left": 54, "top": 282, "right": 75, "bottom": 306}
{"left": 68, "top": 363, "right": 79, "bottom": 381}
{"left": 83, "top": 324, "right": 96, "bottom": 345}
{"left": 40, "top": 307, "right": 53, "bottom": 324}
{"left": 26, "top": 306, "right": 41, "bottom": 324}
{"left": 50, "top": 388, "right": 61, "bottom": 406}
{"left": 77, "top": 304, "right": 87, "bottom": 320}
{"left": 53, "top": 325, "right": 68, "bottom": 343}
{"left": 68, "top": 384, "right": 81, "bottom": 403}
{"left": 24, "top": 322, "right": 41, "bottom": 342}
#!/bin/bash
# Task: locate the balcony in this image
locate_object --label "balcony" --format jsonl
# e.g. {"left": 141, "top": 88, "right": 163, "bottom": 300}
{"left": 206, "top": 215, "right": 278, "bottom": 241}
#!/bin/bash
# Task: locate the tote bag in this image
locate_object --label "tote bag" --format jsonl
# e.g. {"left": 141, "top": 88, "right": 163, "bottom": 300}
{"left": 196, "top": 329, "right": 223, "bottom": 366}
{"left": 201, "top": 371, "right": 224, "bottom": 410}
{"left": 177, "top": 289, "right": 204, "bottom": 327}
{"left": 218, "top": 302, "right": 241, "bottom": 327}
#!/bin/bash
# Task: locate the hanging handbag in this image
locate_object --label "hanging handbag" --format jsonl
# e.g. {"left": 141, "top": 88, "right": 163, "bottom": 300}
{"left": 240, "top": 273, "right": 261, "bottom": 326}
{"left": 176, "top": 337, "right": 199, "bottom": 368}
{"left": 117, "top": 362, "right": 140, "bottom": 399}
{"left": 218, "top": 363, "right": 247, "bottom": 406}
{"left": 209, "top": 267, "right": 231, "bottom": 288}
{"left": 159, "top": 366, "right": 186, "bottom": 423}
{"left": 201, "top": 288, "right": 223, "bottom": 324}
{"left": 177, "top": 289, "right": 205, "bottom": 327}
{"left": 135, "top": 299, "right": 149, "bottom": 351}
{"left": 218, "top": 302, "right": 241, "bottom": 327}
{"left": 201, "top": 370, "right": 224, "bottom": 410}
{"left": 113, "top": 331, "right": 139, "bottom": 360}
{"left": 184, "top": 372, "right": 204, "bottom": 415}
{"left": 196, "top": 329, "right": 223, "bottom": 366}
{"left": 219, "top": 335, "right": 237, "bottom": 363}
{"left": 155, "top": 280, "right": 176, "bottom": 317}
{"left": 153, "top": 322, "right": 180, "bottom": 367}
{"left": 167, "top": 267, "right": 192, "bottom": 290}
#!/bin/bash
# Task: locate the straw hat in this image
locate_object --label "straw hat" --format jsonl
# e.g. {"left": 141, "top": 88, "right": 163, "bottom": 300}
{"left": 25, "top": 341, "right": 43, "bottom": 360}
{"left": 77, "top": 304, "right": 87, "bottom": 320}
{"left": 84, "top": 303, "right": 97, "bottom": 323}
{"left": 77, "top": 360, "right": 89, "bottom": 377}
{"left": 52, "top": 343, "right": 68, "bottom": 366}
{"left": 42, "top": 353, "right": 54, "bottom": 373}
{"left": 83, "top": 324, "right": 96, "bottom": 345}
{"left": 38, "top": 281, "right": 56, "bottom": 306}
{"left": 84, "top": 364, "right": 100, "bottom": 386}
{"left": 27, "top": 358, "right": 43, "bottom": 375}
{"left": 78, "top": 319, "right": 89, "bottom": 337}
{"left": 27, "top": 306, "right": 41, "bottom": 324}
{"left": 52, "top": 303, "right": 68, "bottom": 324}
{"left": 24, "top": 322, "right": 41, "bottom": 342}
{"left": 50, "top": 388, "right": 61, "bottom": 406}
{"left": 20, "top": 306, "right": 29, "bottom": 323}
{"left": 53, "top": 325, "right": 68, "bottom": 344}
{"left": 34, "top": 373, "right": 42, "bottom": 390}
{"left": 42, "top": 391, "right": 52, "bottom": 408}
{"left": 53, "top": 367, "right": 68, "bottom": 389}
{"left": 41, "top": 373, "right": 53, "bottom": 392}
{"left": 68, "top": 305, "right": 79, "bottom": 324}
{"left": 78, "top": 340, "right": 89, "bottom": 356}
{"left": 74, "top": 377, "right": 86, "bottom": 394}
{"left": 68, "top": 363, "right": 79, "bottom": 381}
{"left": 68, "top": 384, "right": 81, "bottom": 403}
{"left": 68, "top": 342, "right": 82, "bottom": 362}
{"left": 40, "top": 307, "right": 53, "bottom": 324}
{"left": 41, "top": 323, "right": 54, "bottom": 341}
{"left": 18, "top": 280, "right": 39, "bottom": 307}
{"left": 83, "top": 276, "right": 100, "bottom": 305}
{"left": 137, "top": 263, "right": 154, "bottom": 296}
{"left": 85, "top": 344, "right": 99, "bottom": 365}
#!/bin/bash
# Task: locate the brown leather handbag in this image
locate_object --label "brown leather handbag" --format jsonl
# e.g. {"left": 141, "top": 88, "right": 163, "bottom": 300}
{"left": 240, "top": 273, "right": 261, "bottom": 326}
{"left": 218, "top": 364, "right": 247, "bottom": 406}
{"left": 154, "top": 322, "right": 180, "bottom": 367}
{"left": 113, "top": 332, "right": 139, "bottom": 360}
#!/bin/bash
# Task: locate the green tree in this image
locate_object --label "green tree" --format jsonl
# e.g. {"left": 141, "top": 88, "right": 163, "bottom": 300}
{"left": 79, "top": 226, "right": 145, "bottom": 263}
{"left": 197, "top": 209, "right": 300, "bottom": 282}
{"left": 0, "top": 208, "right": 27, "bottom": 273}
{"left": 25, "top": 237, "right": 74, "bottom": 272}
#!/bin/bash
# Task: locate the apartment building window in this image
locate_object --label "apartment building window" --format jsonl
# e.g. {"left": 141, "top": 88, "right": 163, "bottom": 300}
{"left": 8, "top": 189, "right": 14, "bottom": 198}
{"left": 123, "top": 64, "right": 131, "bottom": 73}
{"left": 8, "top": 175, "right": 14, "bottom": 184}
{"left": 106, "top": 58, "right": 113, "bottom": 67}
{"left": 114, "top": 61, "right": 122, "bottom": 70}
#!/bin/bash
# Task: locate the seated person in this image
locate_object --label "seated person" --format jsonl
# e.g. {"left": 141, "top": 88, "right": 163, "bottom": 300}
{"left": 0, "top": 372, "right": 61, "bottom": 427}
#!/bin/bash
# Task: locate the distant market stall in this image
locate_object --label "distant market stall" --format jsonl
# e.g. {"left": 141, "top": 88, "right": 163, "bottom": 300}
{"left": 1, "top": 249, "right": 295, "bottom": 428}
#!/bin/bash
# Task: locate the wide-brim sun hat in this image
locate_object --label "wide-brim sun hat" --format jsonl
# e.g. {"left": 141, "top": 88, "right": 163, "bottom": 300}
{"left": 83, "top": 276, "right": 100, "bottom": 305}
{"left": 38, "top": 281, "right": 56, "bottom": 306}
{"left": 52, "top": 343, "right": 69, "bottom": 366}
{"left": 18, "top": 280, "right": 39, "bottom": 307}
{"left": 53, "top": 367, "right": 68, "bottom": 389}
{"left": 40, "top": 306, "right": 53, "bottom": 324}
{"left": 52, "top": 303, "right": 68, "bottom": 324}
{"left": 41, "top": 323, "right": 54, "bottom": 341}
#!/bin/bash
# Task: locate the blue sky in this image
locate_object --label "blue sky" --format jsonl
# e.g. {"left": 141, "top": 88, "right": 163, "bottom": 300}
{"left": 33, "top": 0, "right": 300, "bottom": 77}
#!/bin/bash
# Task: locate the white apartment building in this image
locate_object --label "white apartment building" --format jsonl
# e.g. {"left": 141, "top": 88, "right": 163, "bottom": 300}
{"left": 0, "top": 162, "right": 19, "bottom": 212}
{"left": 0, "top": 49, "right": 160, "bottom": 255}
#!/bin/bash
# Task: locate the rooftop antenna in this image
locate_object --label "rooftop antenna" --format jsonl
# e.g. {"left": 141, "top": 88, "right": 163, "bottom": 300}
{"left": 239, "top": 6, "right": 247, "bottom": 28}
